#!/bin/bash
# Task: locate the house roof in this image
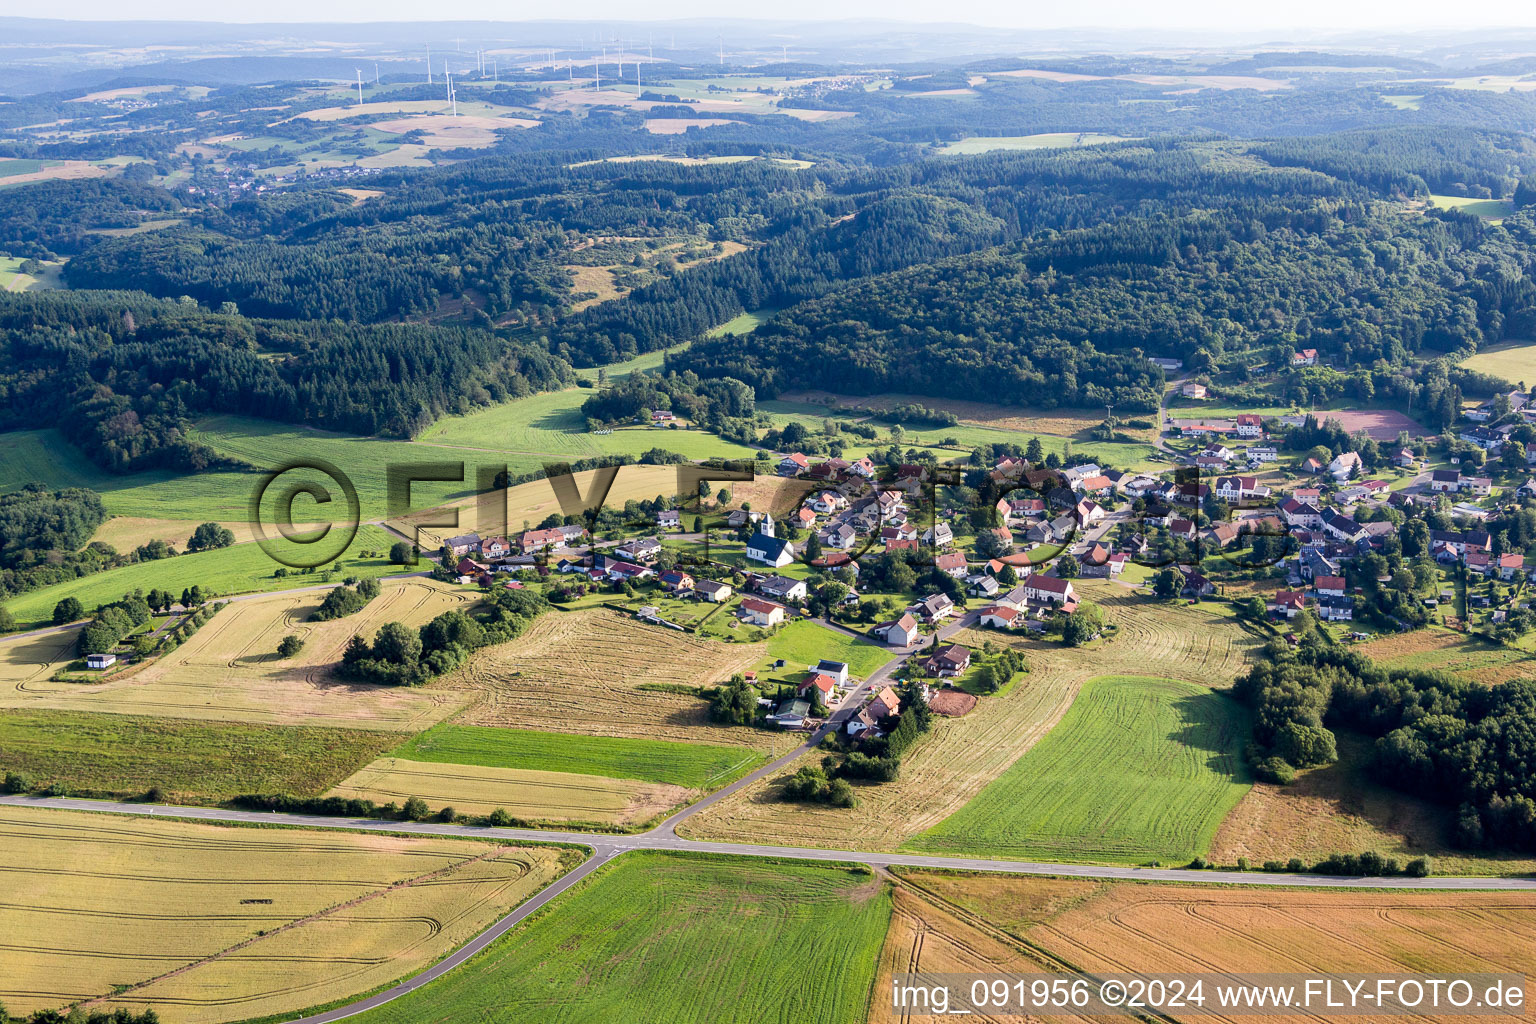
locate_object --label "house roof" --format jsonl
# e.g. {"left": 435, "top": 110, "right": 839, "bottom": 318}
{"left": 926, "top": 644, "right": 970, "bottom": 667}
{"left": 983, "top": 604, "right": 1021, "bottom": 622}
{"left": 801, "top": 672, "right": 836, "bottom": 693}
{"left": 1315, "top": 575, "right": 1347, "bottom": 590}
{"left": 741, "top": 597, "right": 784, "bottom": 615}
{"left": 877, "top": 613, "right": 918, "bottom": 635}
{"left": 935, "top": 550, "right": 967, "bottom": 571}
{"left": 748, "top": 533, "right": 790, "bottom": 558}
{"left": 780, "top": 452, "right": 810, "bottom": 467}
{"left": 1025, "top": 573, "right": 1073, "bottom": 595}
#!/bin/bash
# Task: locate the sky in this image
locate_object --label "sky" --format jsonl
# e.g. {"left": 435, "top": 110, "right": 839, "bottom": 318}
{"left": 27, "top": 0, "right": 1536, "bottom": 31}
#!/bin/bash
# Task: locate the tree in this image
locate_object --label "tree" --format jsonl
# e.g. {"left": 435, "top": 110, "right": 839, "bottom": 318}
{"left": 186, "top": 522, "right": 235, "bottom": 552}
{"left": 1025, "top": 437, "right": 1045, "bottom": 463}
{"left": 372, "top": 622, "right": 422, "bottom": 665}
{"left": 53, "top": 597, "right": 83, "bottom": 625}
{"left": 997, "top": 564, "right": 1019, "bottom": 587}
{"left": 389, "top": 541, "right": 415, "bottom": 565}
{"left": 1516, "top": 173, "right": 1536, "bottom": 209}
{"left": 1055, "top": 554, "right": 1081, "bottom": 579}
{"left": 1152, "top": 568, "right": 1180, "bottom": 599}
{"left": 277, "top": 635, "right": 305, "bottom": 658}
{"left": 401, "top": 795, "right": 429, "bottom": 821}
{"left": 1061, "top": 602, "right": 1104, "bottom": 646}
{"left": 180, "top": 586, "right": 204, "bottom": 608}
{"left": 0, "top": 606, "right": 14, "bottom": 633}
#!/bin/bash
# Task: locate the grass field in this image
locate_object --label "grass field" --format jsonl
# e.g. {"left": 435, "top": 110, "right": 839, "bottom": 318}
{"left": 680, "top": 582, "right": 1263, "bottom": 851}
{"left": 758, "top": 619, "right": 892, "bottom": 679}
{"left": 1211, "top": 732, "right": 1536, "bottom": 877}
{"left": 0, "top": 805, "right": 572, "bottom": 1024}
{"left": 1, "top": 579, "right": 474, "bottom": 731}
{"left": 937, "top": 132, "right": 1133, "bottom": 154}
{"left": 1359, "top": 625, "right": 1535, "bottom": 685}
{"left": 0, "top": 524, "right": 400, "bottom": 626}
{"left": 892, "top": 866, "right": 1536, "bottom": 1024}
{"left": 393, "top": 723, "right": 768, "bottom": 789}
{"left": 908, "top": 675, "right": 1253, "bottom": 864}
{"left": 0, "top": 708, "right": 394, "bottom": 801}
{"left": 447, "top": 608, "right": 776, "bottom": 748}
{"left": 325, "top": 756, "right": 690, "bottom": 825}
{"left": 1429, "top": 194, "right": 1515, "bottom": 221}
{"left": 348, "top": 851, "right": 891, "bottom": 1024}
{"left": 1459, "top": 338, "right": 1536, "bottom": 385}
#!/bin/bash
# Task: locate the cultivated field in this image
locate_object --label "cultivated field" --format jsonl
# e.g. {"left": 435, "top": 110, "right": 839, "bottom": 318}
{"left": 1322, "top": 408, "right": 1426, "bottom": 441}
{"left": 325, "top": 756, "right": 690, "bottom": 825}
{"left": 0, "top": 805, "right": 572, "bottom": 1024}
{"left": 393, "top": 723, "right": 768, "bottom": 789}
{"left": 2, "top": 579, "right": 474, "bottom": 730}
{"left": 446, "top": 609, "right": 774, "bottom": 748}
{"left": 88, "top": 516, "right": 259, "bottom": 552}
{"left": 937, "top": 132, "right": 1133, "bottom": 154}
{"left": 1460, "top": 339, "right": 1536, "bottom": 385}
{"left": 895, "top": 867, "right": 1536, "bottom": 1023}
{"left": 0, "top": 708, "right": 394, "bottom": 802}
{"left": 346, "top": 852, "right": 891, "bottom": 1024}
{"left": 910, "top": 675, "right": 1253, "bottom": 864}
{"left": 680, "top": 582, "right": 1262, "bottom": 851}
{"left": 1359, "top": 626, "right": 1535, "bottom": 685}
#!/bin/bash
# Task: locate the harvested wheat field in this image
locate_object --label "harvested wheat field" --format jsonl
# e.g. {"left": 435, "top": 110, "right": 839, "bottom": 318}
{"left": 1359, "top": 626, "right": 1535, "bottom": 685}
{"left": 0, "top": 626, "right": 81, "bottom": 694}
{"left": 680, "top": 582, "right": 1262, "bottom": 851}
{"left": 1211, "top": 734, "right": 1536, "bottom": 877}
{"left": 0, "top": 805, "right": 573, "bottom": 1024}
{"left": 89, "top": 517, "right": 258, "bottom": 552}
{"left": 448, "top": 608, "right": 772, "bottom": 748}
{"left": 0, "top": 580, "right": 475, "bottom": 730}
{"left": 325, "top": 756, "right": 692, "bottom": 826}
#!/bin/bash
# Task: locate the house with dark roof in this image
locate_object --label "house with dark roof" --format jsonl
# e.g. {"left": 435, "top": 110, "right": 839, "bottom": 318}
{"left": 922, "top": 644, "right": 972, "bottom": 677}
{"left": 746, "top": 532, "right": 795, "bottom": 568}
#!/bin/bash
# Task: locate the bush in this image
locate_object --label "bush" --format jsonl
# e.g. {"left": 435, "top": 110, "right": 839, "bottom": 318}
{"left": 1253, "top": 756, "right": 1297, "bottom": 785}
{"left": 438, "top": 806, "right": 457, "bottom": 823}
{"left": 402, "top": 796, "right": 429, "bottom": 821}
{"left": 1262, "top": 860, "right": 1286, "bottom": 872}
{"left": 1187, "top": 855, "right": 1208, "bottom": 869}
{"left": 3, "top": 771, "right": 35, "bottom": 794}
{"left": 1286, "top": 858, "right": 1306, "bottom": 872}
{"left": 487, "top": 807, "right": 513, "bottom": 827}
{"left": 276, "top": 635, "right": 305, "bottom": 658}
{"left": 827, "top": 778, "right": 856, "bottom": 808}
{"left": 1404, "top": 856, "right": 1432, "bottom": 877}
{"left": 53, "top": 596, "right": 83, "bottom": 625}
{"left": 144, "top": 786, "right": 166, "bottom": 803}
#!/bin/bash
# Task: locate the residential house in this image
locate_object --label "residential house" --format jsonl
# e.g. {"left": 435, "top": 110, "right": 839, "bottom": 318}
{"left": 650, "top": 409, "right": 675, "bottom": 422}
{"left": 922, "top": 523, "right": 955, "bottom": 546}
{"left": 1268, "top": 590, "right": 1307, "bottom": 618}
{"left": 816, "top": 660, "right": 851, "bottom": 686}
{"left": 479, "top": 536, "right": 512, "bottom": 560}
{"left": 1318, "top": 595, "right": 1354, "bottom": 621}
{"left": 1328, "top": 451, "right": 1363, "bottom": 482}
{"left": 1462, "top": 476, "right": 1493, "bottom": 496}
{"left": 758, "top": 575, "right": 808, "bottom": 603}
{"left": 1321, "top": 511, "right": 1365, "bottom": 544}
{"left": 1499, "top": 553, "right": 1528, "bottom": 581}
{"left": 1181, "top": 382, "right": 1209, "bottom": 399}
{"left": 1517, "top": 479, "right": 1536, "bottom": 500}
{"left": 967, "top": 574, "right": 1000, "bottom": 598}
{"left": 849, "top": 457, "right": 876, "bottom": 479}
{"left": 1394, "top": 448, "right": 1418, "bottom": 468}
{"left": 1168, "top": 518, "right": 1198, "bottom": 541}
{"left": 777, "top": 452, "right": 810, "bottom": 476}
{"left": 85, "top": 653, "right": 117, "bottom": 670}
{"left": 725, "top": 509, "right": 752, "bottom": 529}
{"left": 911, "top": 593, "right": 955, "bottom": 623}
{"left": 1292, "top": 348, "right": 1318, "bottom": 367}
{"left": 1001, "top": 497, "right": 1046, "bottom": 520}
{"left": 1247, "top": 446, "right": 1279, "bottom": 465}
{"left": 655, "top": 509, "right": 682, "bottom": 531}
{"left": 797, "top": 672, "right": 837, "bottom": 703}
{"left": 1234, "top": 414, "right": 1264, "bottom": 438}
{"left": 1076, "top": 475, "right": 1114, "bottom": 496}
{"left": 603, "top": 559, "right": 653, "bottom": 583}
{"left": 922, "top": 644, "right": 972, "bottom": 677}
{"left": 1279, "top": 499, "right": 1324, "bottom": 529}
{"left": 659, "top": 570, "right": 695, "bottom": 592}
{"left": 819, "top": 522, "right": 857, "bottom": 550}
{"left": 1023, "top": 574, "right": 1076, "bottom": 606}
{"left": 935, "top": 550, "right": 968, "bottom": 577}
{"left": 1459, "top": 426, "right": 1504, "bottom": 452}
{"left": 867, "top": 686, "right": 901, "bottom": 720}
{"left": 740, "top": 597, "right": 787, "bottom": 627}
{"left": 1074, "top": 499, "right": 1106, "bottom": 526}
{"left": 980, "top": 604, "right": 1022, "bottom": 629}
{"left": 1215, "top": 475, "right": 1263, "bottom": 502}
{"left": 694, "top": 580, "right": 733, "bottom": 603}
{"left": 792, "top": 506, "right": 818, "bottom": 529}
{"left": 807, "top": 458, "right": 849, "bottom": 481}
{"left": 1314, "top": 575, "right": 1348, "bottom": 598}
{"left": 616, "top": 536, "right": 663, "bottom": 562}
{"left": 456, "top": 556, "right": 488, "bottom": 577}
{"left": 1430, "top": 469, "right": 1462, "bottom": 493}
{"left": 880, "top": 524, "right": 919, "bottom": 545}
{"left": 746, "top": 532, "right": 795, "bottom": 568}
{"left": 767, "top": 698, "right": 810, "bottom": 727}
{"left": 1062, "top": 464, "right": 1103, "bottom": 487}
{"left": 445, "top": 533, "right": 482, "bottom": 557}
{"left": 1182, "top": 570, "right": 1216, "bottom": 598}
{"left": 873, "top": 613, "right": 920, "bottom": 646}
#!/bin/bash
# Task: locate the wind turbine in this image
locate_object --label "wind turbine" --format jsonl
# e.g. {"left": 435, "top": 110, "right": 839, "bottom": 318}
{"left": 355, "top": 69, "right": 364, "bottom": 105}
{"left": 373, "top": 62, "right": 379, "bottom": 84}
{"left": 427, "top": 44, "right": 432, "bottom": 84}
{"left": 595, "top": 56, "right": 601, "bottom": 91}
{"left": 718, "top": 35, "right": 724, "bottom": 67}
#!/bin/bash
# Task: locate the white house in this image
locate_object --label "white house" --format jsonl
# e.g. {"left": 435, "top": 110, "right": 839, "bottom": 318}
{"left": 1328, "top": 452, "right": 1363, "bottom": 482}
{"left": 740, "top": 597, "right": 786, "bottom": 627}
{"left": 1022, "top": 574, "right": 1075, "bottom": 606}
{"left": 1234, "top": 414, "right": 1264, "bottom": 438}
{"left": 85, "top": 653, "right": 117, "bottom": 670}
{"left": 873, "top": 613, "right": 919, "bottom": 646}
{"left": 746, "top": 532, "right": 795, "bottom": 568}
{"left": 980, "top": 605, "right": 1022, "bottom": 629}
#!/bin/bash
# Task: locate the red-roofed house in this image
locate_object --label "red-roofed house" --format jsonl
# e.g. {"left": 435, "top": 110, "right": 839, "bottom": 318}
{"left": 740, "top": 597, "right": 786, "bottom": 627}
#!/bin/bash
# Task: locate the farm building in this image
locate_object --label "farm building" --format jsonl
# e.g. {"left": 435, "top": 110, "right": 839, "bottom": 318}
{"left": 85, "top": 653, "right": 117, "bottom": 670}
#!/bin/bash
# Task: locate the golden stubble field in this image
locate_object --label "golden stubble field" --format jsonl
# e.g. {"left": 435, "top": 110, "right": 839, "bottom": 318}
{"left": 0, "top": 805, "right": 573, "bottom": 1024}
{"left": 679, "top": 582, "right": 1263, "bottom": 850}
{"left": 885, "top": 868, "right": 1536, "bottom": 1024}
{"left": 0, "top": 579, "right": 475, "bottom": 731}
{"left": 444, "top": 608, "right": 773, "bottom": 749}
{"left": 325, "top": 755, "right": 693, "bottom": 826}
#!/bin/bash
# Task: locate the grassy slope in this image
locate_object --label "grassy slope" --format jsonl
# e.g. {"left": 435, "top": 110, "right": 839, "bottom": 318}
{"left": 349, "top": 851, "right": 891, "bottom": 1024}
{"left": 1459, "top": 339, "right": 1536, "bottom": 386}
{"left": 909, "top": 675, "right": 1253, "bottom": 864}
{"left": 0, "top": 708, "right": 394, "bottom": 800}
{"left": 2, "top": 524, "right": 397, "bottom": 625}
{"left": 391, "top": 723, "right": 769, "bottom": 789}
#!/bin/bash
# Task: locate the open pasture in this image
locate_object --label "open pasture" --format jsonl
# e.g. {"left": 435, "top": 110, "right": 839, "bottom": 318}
{"left": 393, "top": 723, "right": 767, "bottom": 789}
{"left": 446, "top": 608, "right": 772, "bottom": 748}
{"left": 325, "top": 756, "right": 690, "bottom": 825}
{"left": 0, "top": 524, "right": 399, "bottom": 627}
{"left": 1359, "top": 625, "right": 1534, "bottom": 685}
{"left": 937, "top": 132, "right": 1133, "bottom": 154}
{"left": 371, "top": 114, "right": 540, "bottom": 148}
{"left": 1429, "top": 194, "right": 1514, "bottom": 221}
{"left": 2, "top": 579, "right": 474, "bottom": 731}
{"left": 0, "top": 708, "right": 394, "bottom": 802}
{"left": 346, "top": 851, "right": 890, "bottom": 1024}
{"left": 1323, "top": 407, "right": 1426, "bottom": 440}
{"left": 1460, "top": 339, "right": 1536, "bottom": 384}
{"left": 88, "top": 516, "right": 259, "bottom": 552}
{"left": 680, "top": 582, "right": 1261, "bottom": 851}
{"left": 909, "top": 675, "right": 1253, "bottom": 864}
{"left": 0, "top": 805, "right": 570, "bottom": 1024}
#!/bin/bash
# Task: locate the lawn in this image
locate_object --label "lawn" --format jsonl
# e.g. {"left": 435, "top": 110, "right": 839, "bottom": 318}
{"left": 1429, "top": 194, "right": 1514, "bottom": 221}
{"left": 0, "top": 708, "right": 394, "bottom": 801}
{"left": 391, "top": 723, "right": 769, "bottom": 789}
{"left": 0, "top": 804, "right": 570, "bottom": 1024}
{"left": 348, "top": 851, "right": 891, "bottom": 1024}
{"left": 907, "top": 675, "right": 1253, "bottom": 864}
{"left": 1, "top": 524, "right": 399, "bottom": 626}
{"left": 760, "top": 619, "right": 892, "bottom": 679}
{"left": 1459, "top": 338, "right": 1536, "bottom": 385}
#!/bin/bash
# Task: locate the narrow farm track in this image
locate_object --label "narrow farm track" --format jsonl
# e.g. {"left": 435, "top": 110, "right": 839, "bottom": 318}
{"left": 4, "top": 794, "right": 1536, "bottom": 1024}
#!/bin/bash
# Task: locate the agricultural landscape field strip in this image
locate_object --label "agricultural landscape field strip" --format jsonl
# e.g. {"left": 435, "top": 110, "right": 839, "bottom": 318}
{"left": 1458, "top": 339, "right": 1536, "bottom": 384}
{"left": 0, "top": 805, "right": 571, "bottom": 1023}
{"left": 1359, "top": 626, "right": 1536, "bottom": 685}
{"left": 392, "top": 723, "right": 769, "bottom": 789}
{"left": 2, "top": 579, "right": 473, "bottom": 730}
{"left": 345, "top": 851, "right": 892, "bottom": 1024}
{"left": 909, "top": 675, "right": 1253, "bottom": 863}
{"left": 447, "top": 608, "right": 774, "bottom": 747}
{"left": 679, "top": 584, "right": 1262, "bottom": 852}
{"left": 326, "top": 756, "right": 692, "bottom": 824}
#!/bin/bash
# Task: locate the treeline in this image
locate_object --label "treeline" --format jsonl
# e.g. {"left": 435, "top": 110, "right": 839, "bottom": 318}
{"left": 579, "top": 370, "right": 755, "bottom": 434}
{"left": 1234, "top": 643, "right": 1536, "bottom": 852}
{"left": 310, "top": 577, "right": 380, "bottom": 621}
{"left": 340, "top": 585, "right": 546, "bottom": 686}
{"left": 0, "top": 290, "right": 571, "bottom": 470}
{"left": 0, "top": 178, "right": 182, "bottom": 258}
{"left": 1249, "top": 127, "right": 1536, "bottom": 199}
